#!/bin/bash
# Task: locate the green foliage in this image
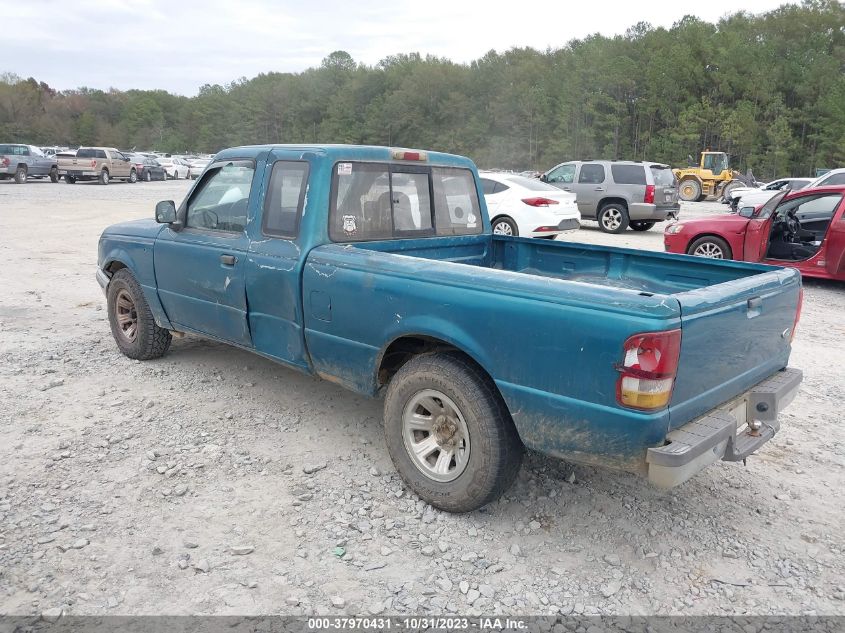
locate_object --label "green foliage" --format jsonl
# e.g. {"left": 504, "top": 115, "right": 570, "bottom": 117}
{"left": 1, "top": 1, "right": 842, "bottom": 177}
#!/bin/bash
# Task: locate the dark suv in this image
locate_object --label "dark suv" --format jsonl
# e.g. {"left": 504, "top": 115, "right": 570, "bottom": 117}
{"left": 541, "top": 160, "right": 680, "bottom": 233}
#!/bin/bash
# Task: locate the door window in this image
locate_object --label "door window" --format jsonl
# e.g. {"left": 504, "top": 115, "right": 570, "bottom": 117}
{"left": 818, "top": 172, "right": 845, "bottom": 186}
{"left": 480, "top": 178, "right": 497, "bottom": 195}
{"left": 547, "top": 164, "right": 575, "bottom": 184}
{"left": 186, "top": 161, "right": 255, "bottom": 233}
{"left": 432, "top": 167, "right": 482, "bottom": 236}
{"left": 263, "top": 161, "right": 309, "bottom": 238}
{"left": 610, "top": 164, "right": 646, "bottom": 185}
{"left": 578, "top": 164, "right": 605, "bottom": 184}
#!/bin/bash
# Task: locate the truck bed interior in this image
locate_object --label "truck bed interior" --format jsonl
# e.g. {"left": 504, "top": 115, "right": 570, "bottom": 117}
{"left": 355, "top": 235, "right": 779, "bottom": 296}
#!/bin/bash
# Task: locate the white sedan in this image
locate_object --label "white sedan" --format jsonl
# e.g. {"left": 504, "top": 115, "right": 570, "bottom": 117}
{"left": 156, "top": 156, "right": 191, "bottom": 180}
{"left": 478, "top": 171, "right": 580, "bottom": 238}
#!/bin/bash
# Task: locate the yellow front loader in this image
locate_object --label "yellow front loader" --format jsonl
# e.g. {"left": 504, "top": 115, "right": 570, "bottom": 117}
{"left": 673, "top": 151, "right": 754, "bottom": 202}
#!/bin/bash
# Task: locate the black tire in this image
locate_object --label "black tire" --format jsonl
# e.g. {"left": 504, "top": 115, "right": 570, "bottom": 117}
{"left": 99, "top": 169, "right": 110, "bottom": 185}
{"left": 14, "top": 166, "right": 27, "bottom": 184}
{"left": 383, "top": 352, "right": 523, "bottom": 513}
{"left": 65, "top": 175, "right": 76, "bottom": 184}
{"left": 630, "top": 221, "right": 656, "bottom": 231}
{"left": 679, "top": 178, "right": 701, "bottom": 202}
{"left": 687, "top": 235, "right": 733, "bottom": 259}
{"left": 597, "top": 203, "right": 630, "bottom": 233}
{"left": 107, "top": 269, "right": 172, "bottom": 360}
{"left": 129, "top": 169, "right": 137, "bottom": 183}
{"left": 49, "top": 167, "right": 59, "bottom": 183}
{"left": 491, "top": 216, "right": 518, "bottom": 237}
{"left": 145, "top": 170, "right": 152, "bottom": 182}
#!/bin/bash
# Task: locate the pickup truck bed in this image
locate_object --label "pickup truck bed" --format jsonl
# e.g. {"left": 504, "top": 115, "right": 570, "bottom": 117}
{"left": 97, "top": 143, "right": 802, "bottom": 512}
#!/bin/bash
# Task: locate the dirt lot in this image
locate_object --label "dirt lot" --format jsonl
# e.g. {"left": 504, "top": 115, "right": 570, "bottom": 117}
{"left": 1, "top": 179, "right": 844, "bottom": 618}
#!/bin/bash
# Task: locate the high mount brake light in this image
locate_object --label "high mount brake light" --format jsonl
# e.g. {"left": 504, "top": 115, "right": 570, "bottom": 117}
{"left": 616, "top": 329, "right": 681, "bottom": 410}
{"left": 391, "top": 149, "right": 427, "bottom": 161}
{"left": 522, "top": 197, "right": 559, "bottom": 207}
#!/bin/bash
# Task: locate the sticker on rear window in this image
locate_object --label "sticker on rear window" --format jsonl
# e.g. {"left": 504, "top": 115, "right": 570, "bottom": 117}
{"left": 342, "top": 215, "right": 357, "bottom": 236}
{"left": 467, "top": 213, "right": 477, "bottom": 227}
{"left": 337, "top": 162, "right": 352, "bottom": 176}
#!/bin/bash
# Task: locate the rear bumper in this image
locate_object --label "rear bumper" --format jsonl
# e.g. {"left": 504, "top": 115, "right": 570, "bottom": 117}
{"left": 646, "top": 367, "right": 802, "bottom": 488}
{"left": 527, "top": 217, "right": 580, "bottom": 238}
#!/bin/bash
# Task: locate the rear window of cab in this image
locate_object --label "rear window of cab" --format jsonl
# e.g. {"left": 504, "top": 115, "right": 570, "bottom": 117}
{"left": 329, "top": 162, "right": 483, "bottom": 242}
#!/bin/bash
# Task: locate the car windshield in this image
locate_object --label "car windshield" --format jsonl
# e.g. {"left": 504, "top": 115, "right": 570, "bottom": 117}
{"left": 503, "top": 175, "right": 560, "bottom": 192}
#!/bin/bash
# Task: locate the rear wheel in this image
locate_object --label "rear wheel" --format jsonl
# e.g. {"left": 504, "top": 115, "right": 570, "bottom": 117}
{"left": 383, "top": 352, "right": 523, "bottom": 512}
{"left": 630, "top": 221, "right": 656, "bottom": 231}
{"left": 14, "top": 166, "right": 27, "bottom": 184}
{"left": 65, "top": 175, "right": 76, "bottom": 184}
{"left": 679, "top": 179, "right": 701, "bottom": 202}
{"left": 49, "top": 167, "right": 59, "bottom": 183}
{"left": 107, "top": 269, "right": 172, "bottom": 360}
{"left": 145, "top": 170, "right": 152, "bottom": 182}
{"left": 129, "top": 169, "right": 137, "bottom": 183}
{"left": 492, "top": 216, "right": 518, "bottom": 237}
{"left": 597, "top": 203, "right": 629, "bottom": 233}
{"left": 99, "top": 169, "right": 110, "bottom": 185}
{"left": 688, "top": 236, "right": 732, "bottom": 259}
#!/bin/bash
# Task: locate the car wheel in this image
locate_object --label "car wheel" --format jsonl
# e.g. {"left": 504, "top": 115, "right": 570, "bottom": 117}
{"left": 630, "top": 221, "right": 656, "bottom": 231}
{"left": 145, "top": 170, "right": 152, "bottom": 182}
{"left": 129, "top": 169, "right": 137, "bottom": 183}
{"left": 679, "top": 179, "right": 701, "bottom": 202}
{"left": 49, "top": 167, "right": 59, "bottom": 183}
{"left": 14, "top": 166, "right": 27, "bottom": 184}
{"left": 99, "top": 169, "right": 110, "bottom": 185}
{"left": 383, "top": 352, "right": 523, "bottom": 513}
{"left": 107, "top": 269, "right": 172, "bottom": 360}
{"left": 65, "top": 175, "right": 76, "bottom": 184}
{"left": 688, "top": 236, "right": 733, "bottom": 259}
{"left": 491, "top": 216, "right": 518, "bottom": 237}
{"left": 597, "top": 204, "right": 630, "bottom": 233}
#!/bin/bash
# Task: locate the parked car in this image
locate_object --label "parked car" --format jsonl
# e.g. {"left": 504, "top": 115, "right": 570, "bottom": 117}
{"left": 664, "top": 185, "right": 845, "bottom": 281}
{"left": 727, "top": 177, "right": 813, "bottom": 211}
{"left": 541, "top": 160, "right": 679, "bottom": 233}
{"left": 0, "top": 144, "right": 59, "bottom": 183}
{"left": 156, "top": 156, "right": 191, "bottom": 179}
{"left": 96, "top": 144, "right": 802, "bottom": 512}
{"left": 127, "top": 154, "right": 167, "bottom": 181}
{"left": 59, "top": 147, "right": 138, "bottom": 184}
{"left": 187, "top": 156, "right": 211, "bottom": 179}
{"left": 478, "top": 171, "right": 580, "bottom": 237}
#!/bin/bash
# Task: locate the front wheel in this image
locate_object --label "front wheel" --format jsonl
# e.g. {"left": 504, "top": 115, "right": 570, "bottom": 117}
{"left": 679, "top": 179, "right": 701, "bottom": 202}
{"left": 14, "top": 166, "right": 27, "bottom": 184}
{"left": 597, "top": 204, "right": 629, "bottom": 233}
{"left": 99, "top": 170, "right": 110, "bottom": 185}
{"left": 129, "top": 169, "right": 137, "bottom": 183}
{"left": 687, "top": 235, "right": 732, "bottom": 259}
{"left": 630, "top": 221, "right": 656, "bottom": 231}
{"left": 145, "top": 170, "right": 152, "bottom": 182}
{"left": 49, "top": 167, "right": 59, "bottom": 183}
{"left": 107, "top": 269, "right": 172, "bottom": 360}
{"left": 65, "top": 175, "right": 76, "bottom": 184}
{"left": 491, "top": 216, "right": 518, "bottom": 237}
{"left": 383, "top": 352, "right": 523, "bottom": 512}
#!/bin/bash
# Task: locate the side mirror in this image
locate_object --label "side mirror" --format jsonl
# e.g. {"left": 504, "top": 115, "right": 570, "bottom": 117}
{"left": 539, "top": 174, "right": 548, "bottom": 182}
{"left": 155, "top": 200, "right": 178, "bottom": 225}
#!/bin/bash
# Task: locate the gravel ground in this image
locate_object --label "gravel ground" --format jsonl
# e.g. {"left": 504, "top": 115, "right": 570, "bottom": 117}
{"left": 0, "top": 179, "right": 844, "bottom": 618}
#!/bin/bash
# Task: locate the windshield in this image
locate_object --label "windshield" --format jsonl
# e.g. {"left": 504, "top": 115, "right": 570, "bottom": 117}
{"left": 503, "top": 175, "right": 561, "bottom": 191}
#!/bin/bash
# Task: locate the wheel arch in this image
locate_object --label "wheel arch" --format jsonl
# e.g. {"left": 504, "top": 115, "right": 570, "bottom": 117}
{"left": 597, "top": 197, "right": 628, "bottom": 211}
{"left": 686, "top": 232, "right": 736, "bottom": 258}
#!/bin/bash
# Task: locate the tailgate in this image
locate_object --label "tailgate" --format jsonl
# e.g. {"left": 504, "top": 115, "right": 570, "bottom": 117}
{"left": 669, "top": 268, "right": 800, "bottom": 429}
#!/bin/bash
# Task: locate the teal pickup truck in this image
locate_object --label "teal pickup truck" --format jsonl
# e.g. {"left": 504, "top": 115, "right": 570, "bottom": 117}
{"left": 97, "top": 145, "right": 803, "bottom": 512}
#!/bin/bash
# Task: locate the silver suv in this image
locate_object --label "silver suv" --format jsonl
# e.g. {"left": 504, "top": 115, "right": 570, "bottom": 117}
{"left": 541, "top": 160, "right": 680, "bottom": 233}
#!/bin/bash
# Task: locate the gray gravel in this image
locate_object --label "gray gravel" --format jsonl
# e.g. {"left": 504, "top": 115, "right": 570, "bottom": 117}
{"left": 0, "top": 179, "right": 843, "bottom": 616}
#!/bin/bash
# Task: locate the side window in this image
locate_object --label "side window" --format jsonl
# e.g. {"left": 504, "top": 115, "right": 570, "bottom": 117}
{"left": 263, "top": 161, "right": 309, "bottom": 238}
{"left": 819, "top": 173, "right": 845, "bottom": 186}
{"left": 432, "top": 167, "right": 482, "bottom": 236}
{"left": 96, "top": 150, "right": 107, "bottom": 159}
{"left": 186, "top": 161, "right": 255, "bottom": 233}
{"left": 610, "top": 165, "right": 646, "bottom": 185}
{"left": 578, "top": 164, "right": 605, "bottom": 184}
{"left": 480, "top": 178, "right": 497, "bottom": 195}
{"left": 492, "top": 182, "right": 510, "bottom": 194}
{"left": 17, "top": 145, "right": 30, "bottom": 156}
{"left": 547, "top": 164, "right": 575, "bottom": 184}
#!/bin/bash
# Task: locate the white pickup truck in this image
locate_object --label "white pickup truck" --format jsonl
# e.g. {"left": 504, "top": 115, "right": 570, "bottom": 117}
{"left": 59, "top": 147, "right": 138, "bottom": 185}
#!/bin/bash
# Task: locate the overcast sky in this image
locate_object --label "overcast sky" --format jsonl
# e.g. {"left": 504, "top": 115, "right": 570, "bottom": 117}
{"left": 7, "top": 0, "right": 789, "bottom": 95}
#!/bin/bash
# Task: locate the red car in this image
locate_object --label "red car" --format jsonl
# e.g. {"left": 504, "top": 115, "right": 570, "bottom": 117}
{"left": 664, "top": 185, "right": 845, "bottom": 281}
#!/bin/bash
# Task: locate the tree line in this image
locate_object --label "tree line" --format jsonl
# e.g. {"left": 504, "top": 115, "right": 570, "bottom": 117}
{"left": 1, "top": 0, "right": 843, "bottom": 178}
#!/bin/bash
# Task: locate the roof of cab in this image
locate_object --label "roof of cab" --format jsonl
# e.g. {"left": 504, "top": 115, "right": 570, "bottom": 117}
{"left": 213, "top": 144, "right": 475, "bottom": 168}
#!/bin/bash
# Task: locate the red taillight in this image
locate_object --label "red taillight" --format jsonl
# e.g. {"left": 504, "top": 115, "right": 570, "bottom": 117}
{"left": 616, "top": 329, "right": 681, "bottom": 410}
{"left": 90, "top": 160, "right": 97, "bottom": 168}
{"left": 522, "top": 197, "right": 560, "bottom": 207}
{"left": 790, "top": 287, "right": 803, "bottom": 343}
{"left": 644, "top": 185, "right": 655, "bottom": 204}
{"left": 532, "top": 226, "right": 560, "bottom": 232}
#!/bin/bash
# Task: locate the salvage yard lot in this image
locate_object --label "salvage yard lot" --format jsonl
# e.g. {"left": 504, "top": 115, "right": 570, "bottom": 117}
{"left": 0, "top": 179, "right": 843, "bottom": 616}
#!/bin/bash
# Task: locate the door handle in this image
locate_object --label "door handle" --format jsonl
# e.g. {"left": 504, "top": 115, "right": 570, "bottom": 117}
{"left": 220, "top": 254, "right": 236, "bottom": 266}
{"left": 594, "top": 187, "right": 605, "bottom": 191}
{"left": 562, "top": 187, "right": 572, "bottom": 191}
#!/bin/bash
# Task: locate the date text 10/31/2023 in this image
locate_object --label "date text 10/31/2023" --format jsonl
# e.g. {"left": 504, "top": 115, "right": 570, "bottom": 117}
{"left": 306, "top": 617, "right": 528, "bottom": 630}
